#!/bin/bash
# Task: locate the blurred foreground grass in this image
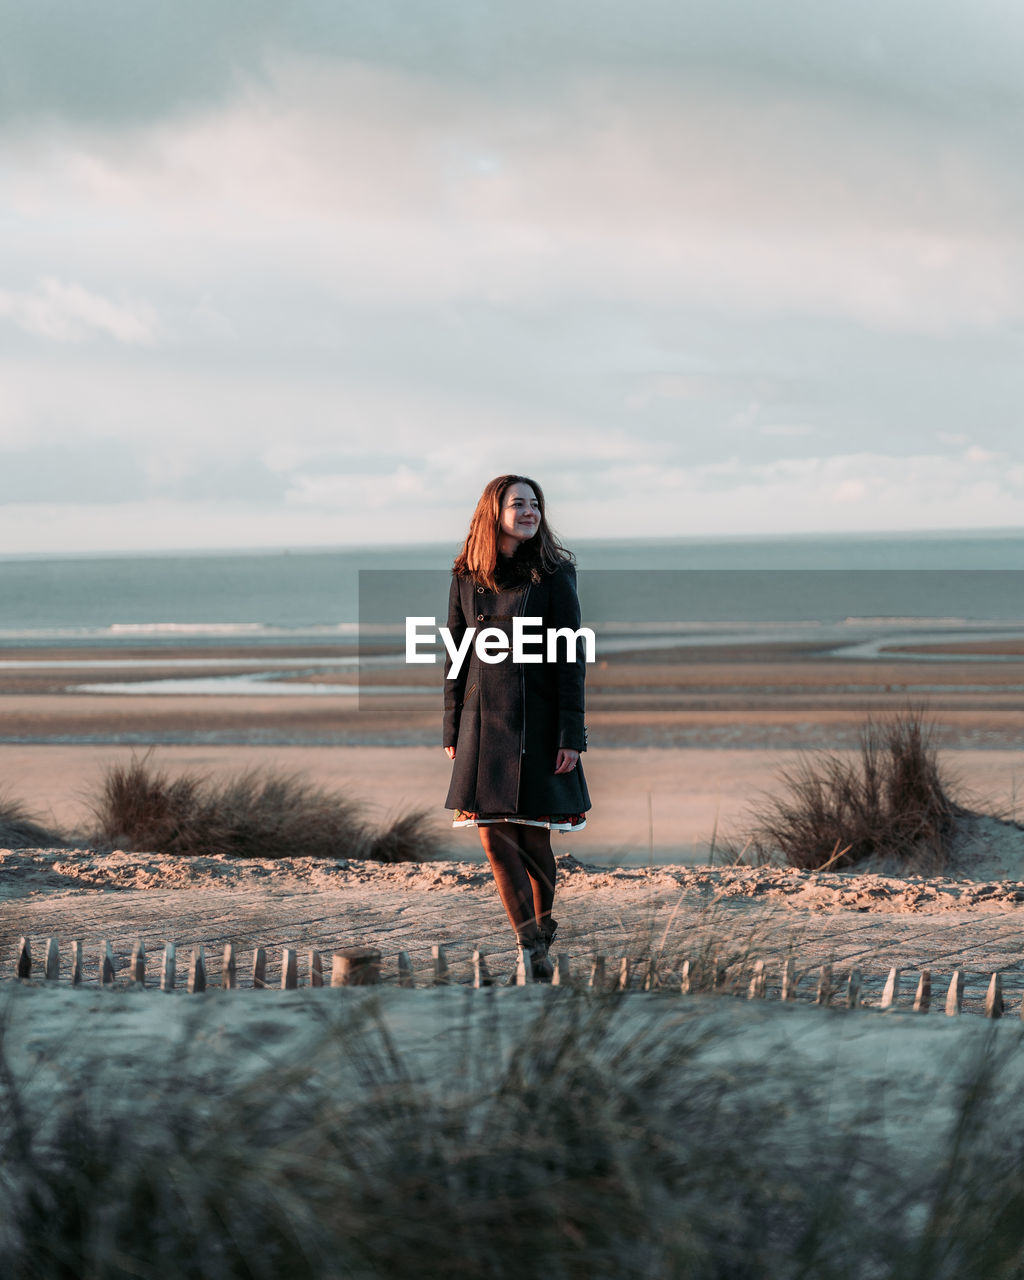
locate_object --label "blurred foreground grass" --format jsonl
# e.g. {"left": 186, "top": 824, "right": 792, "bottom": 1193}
{"left": 2, "top": 984, "right": 1024, "bottom": 1280}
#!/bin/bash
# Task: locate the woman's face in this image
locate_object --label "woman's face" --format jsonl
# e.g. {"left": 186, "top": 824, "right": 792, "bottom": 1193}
{"left": 499, "top": 482, "right": 541, "bottom": 546}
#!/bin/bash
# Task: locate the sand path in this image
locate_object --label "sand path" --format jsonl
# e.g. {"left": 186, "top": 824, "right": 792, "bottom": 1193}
{"left": 5, "top": 745, "right": 1024, "bottom": 1015}
{"left": 5, "top": 825, "right": 1024, "bottom": 1014}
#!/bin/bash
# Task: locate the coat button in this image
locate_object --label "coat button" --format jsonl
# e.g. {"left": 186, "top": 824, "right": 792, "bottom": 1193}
{"left": 476, "top": 614, "right": 484, "bottom": 621}
{"left": 476, "top": 586, "right": 484, "bottom": 593}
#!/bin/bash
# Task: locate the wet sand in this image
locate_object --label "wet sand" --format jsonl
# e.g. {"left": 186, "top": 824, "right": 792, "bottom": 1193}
{"left": 2, "top": 637, "right": 1024, "bottom": 747}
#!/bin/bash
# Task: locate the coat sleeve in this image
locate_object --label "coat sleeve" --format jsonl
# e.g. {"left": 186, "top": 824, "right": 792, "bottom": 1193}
{"left": 546, "top": 562, "right": 588, "bottom": 753}
{"left": 442, "top": 573, "right": 469, "bottom": 749}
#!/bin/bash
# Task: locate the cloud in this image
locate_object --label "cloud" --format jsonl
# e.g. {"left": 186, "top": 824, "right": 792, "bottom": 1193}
{"left": 3, "top": 446, "right": 1023, "bottom": 555}
{"left": 554, "top": 450, "right": 1024, "bottom": 538}
{"left": 285, "top": 465, "right": 427, "bottom": 505}
{"left": 0, "top": 437, "right": 290, "bottom": 506}
{"left": 6, "top": 51, "right": 1022, "bottom": 342}
{"left": 2, "top": 5, "right": 1023, "bottom": 551}
{"left": 0, "top": 278, "right": 159, "bottom": 344}
{"left": 3, "top": 2, "right": 1024, "bottom": 135}
{"left": 760, "top": 424, "right": 815, "bottom": 438}
{"left": 0, "top": 1, "right": 276, "bottom": 125}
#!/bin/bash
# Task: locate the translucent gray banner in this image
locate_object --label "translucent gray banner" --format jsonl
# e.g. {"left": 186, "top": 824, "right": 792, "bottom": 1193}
{"left": 356, "top": 568, "right": 1024, "bottom": 702}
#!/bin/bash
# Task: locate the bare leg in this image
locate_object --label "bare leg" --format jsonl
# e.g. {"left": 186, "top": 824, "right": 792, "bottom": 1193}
{"left": 478, "top": 824, "right": 541, "bottom": 942}
{"left": 518, "top": 824, "right": 556, "bottom": 936}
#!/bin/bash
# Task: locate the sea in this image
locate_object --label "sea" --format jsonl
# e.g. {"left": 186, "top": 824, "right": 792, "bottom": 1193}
{"left": 1, "top": 531, "right": 1023, "bottom": 693}
{"left": 3, "top": 529, "right": 1024, "bottom": 637}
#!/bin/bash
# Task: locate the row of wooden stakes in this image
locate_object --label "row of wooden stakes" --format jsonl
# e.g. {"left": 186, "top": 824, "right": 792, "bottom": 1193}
{"left": 10, "top": 937, "right": 564, "bottom": 990}
{"left": 718, "top": 957, "right": 1011, "bottom": 1019}
{"left": 13, "top": 936, "right": 396, "bottom": 990}
{"left": 8, "top": 936, "right": 1019, "bottom": 1015}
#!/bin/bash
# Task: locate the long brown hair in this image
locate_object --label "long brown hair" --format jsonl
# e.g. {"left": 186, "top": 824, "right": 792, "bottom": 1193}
{"left": 453, "top": 474, "right": 573, "bottom": 591}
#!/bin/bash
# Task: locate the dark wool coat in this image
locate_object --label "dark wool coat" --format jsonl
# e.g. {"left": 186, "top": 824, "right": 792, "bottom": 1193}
{"left": 443, "top": 557, "right": 591, "bottom": 817}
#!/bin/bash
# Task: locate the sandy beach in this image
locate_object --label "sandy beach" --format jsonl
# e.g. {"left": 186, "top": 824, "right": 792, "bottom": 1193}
{"left": 2, "top": 631, "right": 1023, "bottom": 864}
{"left": 3, "top": 666, "right": 1024, "bottom": 1274}
{"left": 3, "top": 629, "right": 1024, "bottom": 987}
{"left": 10, "top": 8, "right": 1024, "bottom": 1263}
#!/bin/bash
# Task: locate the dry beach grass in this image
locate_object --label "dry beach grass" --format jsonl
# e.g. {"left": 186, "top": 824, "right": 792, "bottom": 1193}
{"left": 723, "top": 708, "right": 965, "bottom": 873}
{"left": 0, "top": 791, "right": 64, "bottom": 851}
{"left": 88, "top": 755, "right": 438, "bottom": 863}
{"left": 5, "top": 755, "right": 438, "bottom": 864}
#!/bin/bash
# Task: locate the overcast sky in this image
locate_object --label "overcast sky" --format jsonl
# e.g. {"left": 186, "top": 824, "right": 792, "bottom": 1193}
{"left": 2, "top": 1, "right": 1023, "bottom": 553}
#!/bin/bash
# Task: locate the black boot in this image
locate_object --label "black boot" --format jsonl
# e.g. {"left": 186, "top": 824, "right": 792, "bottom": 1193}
{"left": 526, "top": 935, "right": 554, "bottom": 983}
{"left": 509, "top": 933, "right": 553, "bottom": 984}
{"left": 539, "top": 917, "right": 558, "bottom": 950}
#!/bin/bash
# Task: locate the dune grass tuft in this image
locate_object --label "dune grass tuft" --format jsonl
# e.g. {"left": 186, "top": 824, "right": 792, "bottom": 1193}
{"left": 725, "top": 707, "right": 963, "bottom": 872}
{"left": 363, "top": 806, "right": 444, "bottom": 864}
{"left": 0, "top": 792, "right": 64, "bottom": 850}
{"left": 88, "top": 754, "right": 434, "bottom": 862}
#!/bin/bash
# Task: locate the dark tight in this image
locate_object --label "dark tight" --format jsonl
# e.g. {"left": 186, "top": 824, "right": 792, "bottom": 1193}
{"left": 478, "top": 822, "right": 556, "bottom": 943}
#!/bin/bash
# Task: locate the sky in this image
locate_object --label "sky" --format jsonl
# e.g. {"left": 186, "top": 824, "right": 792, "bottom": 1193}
{"left": 2, "top": 1, "right": 1023, "bottom": 553}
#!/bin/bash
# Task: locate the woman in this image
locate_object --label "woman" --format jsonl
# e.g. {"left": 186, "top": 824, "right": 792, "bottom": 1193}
{"left": 444, "top": 474, "right": 591, "bottom": 981}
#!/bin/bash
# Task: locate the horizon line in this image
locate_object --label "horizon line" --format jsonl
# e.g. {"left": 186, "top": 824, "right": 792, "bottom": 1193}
{"left": 3, "top": 524, "right": 1024, "bottom": 563}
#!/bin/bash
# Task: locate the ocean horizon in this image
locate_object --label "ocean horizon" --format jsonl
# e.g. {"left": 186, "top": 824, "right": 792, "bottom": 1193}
{"left": 1, "top": 529, "right": 1023, "bottom": 650}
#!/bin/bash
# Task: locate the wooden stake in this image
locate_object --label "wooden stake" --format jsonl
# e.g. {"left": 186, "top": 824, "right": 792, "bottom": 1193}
{"left": 515, "top": 944, "right": 532, "bottom": 985}
{"left": 680, "top": 958, "right": 693, "bottom": 994}
{"left": 472, "top": 950, "right": 493, "bottom": 988}
{"left": 281, "top": 948, "right": 297, "bottom": 990}
{"left": 331, "top": 947, "right": 381, "bottom": 986}
{"left": 983, "top": 967, "right": 998, "bottom": 1018}
{"left": 129, "top": 940, "right": 145, "bottom": 986}
{"left": 781, "top": 958, "right": 797, "bottom": 1001}
{"left": 44, "top": 938, "right": 59, "bottom": 982}
{"left": 71, "top": 940, "right": 83, "bottom": 987}
{"left": 880, "top": 967, "right": 901, "bottom": 1011}
{"left": 188, "top": 944, "right": 206, "bottom": 993}
{"left": 310, "top": 950, "right": 323, "bottom": 988}
{"left": 100, "top": 941, "right": 115, "bottom": 986}
{"left": 914, "top": 970, "right": 931, "bottom": 1014}
{"left": 431, "top": 943, "right": 450, "bottom": 986}
{"left": 397, "top": 951, "right": 414, "bottom": 988}
{"left": 748, "top": 960, "right": 766, "bottom": 999}
{"left": 815, "top": 964, "right": 833, "bottom": 1006}
{"left": 252, "top": 946, "right": 267, "bottom": 989}
{"left": 222, "top": 943, "right": 237, "bottom": 990}
{"left": 16, "top": 936, "right": 30, "bottom": 979}
{"left": 616, "top": 957, "right": 631, "bottom": 991}
{"left": 945, "top": 970, "right": 964, "bottom": 1016}
{"left": 553, "top": 953, "right": 571, "bottom": 986}
{"left": 589, "top": 955, "right": 606, "bottom": 989}
{"left": 161, "top": 942, "right": 176, "bottom": 992}
{"left": 642, "top": 959, "right": 658, "bottom": 991}
{"left": 712, "top": 955, "right": 727, "bottom": 991}
{"left": 845, "top": 969, "right": 862, "bottom": 1009}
